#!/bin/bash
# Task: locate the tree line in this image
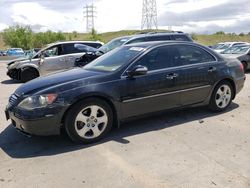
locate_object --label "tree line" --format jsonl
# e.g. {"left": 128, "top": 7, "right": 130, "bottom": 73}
{"left": 2, "top": 25, "right": 66, "bottom": 50}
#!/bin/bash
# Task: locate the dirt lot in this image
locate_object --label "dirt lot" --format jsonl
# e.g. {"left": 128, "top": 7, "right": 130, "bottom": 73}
{"left": 0, "top": 62, "right": 250, "bottom": 188}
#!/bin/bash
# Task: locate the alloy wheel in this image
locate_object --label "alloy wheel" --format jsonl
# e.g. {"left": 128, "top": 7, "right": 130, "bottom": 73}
{"left": 74, "top": 105, "right": 108, "bottom": 139}
{"left": 215, "top": 84, "right": 232, "bottom": 109}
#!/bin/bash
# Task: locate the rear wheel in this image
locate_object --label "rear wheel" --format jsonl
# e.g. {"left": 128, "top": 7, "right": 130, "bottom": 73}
{"left": 209, "top": 81, "right": 233, "bottom": 112}
{"left": 64, "top": 98, "right": 113, "bottom": 144}
{"left": 20, "top": 68, "right": 39, "bottom": 82}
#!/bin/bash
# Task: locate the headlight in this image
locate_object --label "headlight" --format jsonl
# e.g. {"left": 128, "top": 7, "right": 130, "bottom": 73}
{"left": 18, "top": 94, "right": 58, "bottom": 110}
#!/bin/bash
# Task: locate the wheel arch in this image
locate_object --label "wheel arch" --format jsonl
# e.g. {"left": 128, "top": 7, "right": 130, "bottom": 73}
{"left": 213, "top": 77, "right": 236, "bottom": 99}
{"left": 61, "top": 94, "right": 119, "bottom": 131}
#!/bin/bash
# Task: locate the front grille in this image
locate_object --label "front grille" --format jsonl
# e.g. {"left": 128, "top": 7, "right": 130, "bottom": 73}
{"left": 8, "top": 94, "right": 19, "bottom": 108}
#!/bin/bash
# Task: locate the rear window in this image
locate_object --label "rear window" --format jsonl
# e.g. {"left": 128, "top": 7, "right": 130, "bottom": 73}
{"left": 146, "top": 35, "right": 171, "bottom": 41}
{"left": 171, "top": 35, "right": 191, "bottom": 41}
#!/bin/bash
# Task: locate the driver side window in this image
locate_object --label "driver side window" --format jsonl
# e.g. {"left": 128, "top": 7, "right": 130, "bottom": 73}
{"left": 44, "top": 45, "right": 61, "bottom": 57}
{"left": 133, "top": 46, "right": 181, "bottom": 71}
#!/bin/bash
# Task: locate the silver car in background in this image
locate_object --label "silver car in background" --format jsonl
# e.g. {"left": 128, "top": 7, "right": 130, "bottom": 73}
{"left": 7, "top": 41, "right": 100, "bottom": 82}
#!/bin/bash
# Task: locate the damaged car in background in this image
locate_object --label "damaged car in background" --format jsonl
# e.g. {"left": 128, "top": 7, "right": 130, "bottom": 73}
{"left": 6, "top": 41, "right": 102, "bottom": 82}
{"left": 75, "top": 32, "right": 193, "bottom": 66}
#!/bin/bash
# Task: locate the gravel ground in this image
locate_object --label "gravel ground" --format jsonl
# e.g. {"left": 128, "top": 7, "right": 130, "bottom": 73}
{"left": 0, "top": 62, "right": 250, "bottom": 188}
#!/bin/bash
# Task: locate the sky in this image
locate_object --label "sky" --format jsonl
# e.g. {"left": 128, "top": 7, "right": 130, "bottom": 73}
{"left": 0, "top": 0, "right": 250, "bottom": 34}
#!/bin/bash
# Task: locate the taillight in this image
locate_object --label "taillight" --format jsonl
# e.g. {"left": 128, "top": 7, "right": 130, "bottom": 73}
{"left": 239, "top": 63, "right": 244, "bottom": 73}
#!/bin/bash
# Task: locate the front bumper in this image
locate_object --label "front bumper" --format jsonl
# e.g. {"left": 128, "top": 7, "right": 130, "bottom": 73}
{"left": 5, "top": 108, "right": 64, "bottom": 136}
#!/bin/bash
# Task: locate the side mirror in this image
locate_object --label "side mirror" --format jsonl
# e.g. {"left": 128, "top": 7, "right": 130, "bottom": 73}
{"left": 126, "top": 65, "right": 148, "bottom": 78}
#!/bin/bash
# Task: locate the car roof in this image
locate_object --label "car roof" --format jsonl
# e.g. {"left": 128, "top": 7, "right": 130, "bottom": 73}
{"left": 125, "top": 40, "right": 193, "bottom": 47}
{"left": 49, "top": 40, "right": 103, "bottom": 46}
{"left": 129, "top": 32, "right": 189, "bottom": 40}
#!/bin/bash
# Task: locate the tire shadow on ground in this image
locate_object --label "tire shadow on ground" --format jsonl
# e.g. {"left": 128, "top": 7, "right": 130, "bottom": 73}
{"left": 0, "top": 103, "right": 239, "bottom": 159}
{"left": 1, "top": 79, "right": 22, "bottom": 85}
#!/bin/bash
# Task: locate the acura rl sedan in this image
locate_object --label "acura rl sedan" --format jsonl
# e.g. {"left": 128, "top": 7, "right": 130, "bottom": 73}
{"left": 5, "top": 41, "right": 245, "bottom": 143}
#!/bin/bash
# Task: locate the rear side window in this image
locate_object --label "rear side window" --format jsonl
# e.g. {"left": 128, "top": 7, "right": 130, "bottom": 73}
{"left": 83, "top": 43, "right": 102, "bottom": 48}
{"left": 176, "top": 45, "right": 216, "bottom": 66}
{"left": 125, "top": 38, "right": 146, "bottom": 44}
{"left": 146, "top": 35, "right": 171, "bottom": 41}
{"left": 62, "top": 43, "right": 95, "bottom": 54}
{"left": 171, "top": 35, "right": 191, "bottom": 41}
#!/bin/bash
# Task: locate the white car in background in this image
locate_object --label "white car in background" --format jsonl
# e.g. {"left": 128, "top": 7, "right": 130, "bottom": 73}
{"left": 7, "top": 41, "right": 100, "bottom": 82}
{"left": 212, "top": 42, "right": 249, "bottom": 53}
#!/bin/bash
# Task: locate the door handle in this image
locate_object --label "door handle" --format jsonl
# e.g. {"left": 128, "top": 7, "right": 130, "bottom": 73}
{"left": 208, "top": 67, "right": 217, "bottom": 73}
{"left": 166, "top": 73, "right": 179, "bottom": 80}
{"left": 59, "top": 58, "right": 65, "bottom": 62}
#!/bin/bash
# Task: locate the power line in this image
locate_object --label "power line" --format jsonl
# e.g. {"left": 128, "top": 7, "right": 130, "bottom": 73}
{"left": 141, "top": 0, "right": 158, "bottom": 30}
{"left": 83, "top": 4, "right": 96, "bottom": 32}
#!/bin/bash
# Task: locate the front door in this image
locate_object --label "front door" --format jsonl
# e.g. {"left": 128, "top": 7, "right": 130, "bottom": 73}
{"left": 39, "top": 45, "right": 66, "bottom": 75}
{"left": 119, "top": 45, "right": 182, "bottom": 118}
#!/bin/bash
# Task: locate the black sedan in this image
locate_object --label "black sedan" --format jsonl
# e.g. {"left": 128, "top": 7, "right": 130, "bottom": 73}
{"left": 6, "top": 41, "right": 245, "bottom": 143}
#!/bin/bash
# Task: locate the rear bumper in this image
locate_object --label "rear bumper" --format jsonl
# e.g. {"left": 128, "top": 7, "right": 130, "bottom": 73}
{"left": 6, "top": 110, "right": 62, "bottom": 136}
{"left": 235, "top": 75, "right": 245, "bottom": 95}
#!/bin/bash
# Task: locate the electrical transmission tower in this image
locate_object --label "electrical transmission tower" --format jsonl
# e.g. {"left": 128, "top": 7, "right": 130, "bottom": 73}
{"left": 141, "top": 0, "right": 158, "bottom": 30}
{"left": 83, "top": 4, "right": 96, "bottom": 32}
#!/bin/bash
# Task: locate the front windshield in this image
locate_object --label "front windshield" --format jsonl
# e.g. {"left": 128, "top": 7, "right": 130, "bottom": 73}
{"left": 84, "top": 46, "right": 145, "bottom": 72}
{"left": 31, "top": 44, "right": 52, "bottom": 59}
{"left": 98, "top": 37, "right": 132, "bottom": 53}
{"left": 222, "top": 45, "right": 250, "bottom": 54}
{"left": 219, "top": 44, "right": 231, "bottom": 50}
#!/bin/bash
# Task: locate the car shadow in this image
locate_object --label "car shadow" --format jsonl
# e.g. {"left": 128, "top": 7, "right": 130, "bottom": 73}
{"left": 1, "top": 79, "right": 22, "bottom": 85}
{"left": 0, "top": 103, "right": 239, "bottom": 159}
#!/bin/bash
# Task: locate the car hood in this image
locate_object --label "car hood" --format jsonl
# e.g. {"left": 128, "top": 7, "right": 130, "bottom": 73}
{"left": 15, "top": 68, "right": 105, "bottom": 96}
{"left": 7, "top": 57, "right": 29, "bottom": 66}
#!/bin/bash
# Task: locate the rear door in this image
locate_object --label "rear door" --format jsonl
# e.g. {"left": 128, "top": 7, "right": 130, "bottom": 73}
{"left": 62, "top": 43, "right": 91, "bottom": 69}
{"left": 173, "top": 44, "right": 219, "bottom": 106}
{"left": 119, "top": 45, "right": 182, "bottom": 118}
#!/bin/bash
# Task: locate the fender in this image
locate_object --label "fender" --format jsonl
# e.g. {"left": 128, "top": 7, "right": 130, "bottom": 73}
{"left": 64, "top": 91, "right": 121, "bottom": 128}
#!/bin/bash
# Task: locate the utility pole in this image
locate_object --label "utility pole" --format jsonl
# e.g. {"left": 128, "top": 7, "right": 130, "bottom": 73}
{"left": 141, "top": 0, "right": 158, "bottom": 30}
{"left": 83, "top": 4, "right": 96, "bottom": 32}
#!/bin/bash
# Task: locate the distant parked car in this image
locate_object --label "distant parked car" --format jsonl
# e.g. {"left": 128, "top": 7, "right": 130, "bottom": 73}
{"left": 75, "top": 32, "right": 193, "bottom": 66}
{"left": 221, "top": 44, "right": 250, "bottom": 72}
{"left": 5, "top": 41, "right": 245, "bottom": 143}
{"left": 6, "top": 48, "right": 25, "bottom": 56}
{"left": 212, "top": 42, "right": 248, "bottom": 53}
{"left": 0, "top": 50, "right": 5, "bottom": 56}
{"left": 7, "top": 41, "right": 98, "bottom": 82}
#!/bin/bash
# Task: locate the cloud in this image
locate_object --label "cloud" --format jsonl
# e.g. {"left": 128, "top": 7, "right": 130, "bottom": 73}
{"left": 158, "top": 0, "right": 250, "bottom": 33}
{"left": 0, "top": 0, "right": 250, "bottom": 33}
{"left": 0, "top": 23, "right": 8, "bottom": 31}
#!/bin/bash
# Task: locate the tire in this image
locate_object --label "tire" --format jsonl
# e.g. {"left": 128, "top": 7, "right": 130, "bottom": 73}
{"left": 64, "top": 98, "right": 113, "bottom": 144}
{"left": 209, "top": 81, "right": 234, "bottom": 112}
{"left": 20, "top": 68, "right": 39, "bottom": 82}
{"left": 242, "top": 61, "right": 247, "bottom": 73}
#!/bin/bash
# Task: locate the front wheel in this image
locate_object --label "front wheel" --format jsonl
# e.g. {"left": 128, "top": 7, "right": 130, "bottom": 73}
{"left": 20, "top": 68, "right": 39, "bottom": 82}
{"left": 64, "top": 98, "right": 113, "bottom": 144}
{"left": 209, "top": 81, "right": 234, "bottom": 112}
